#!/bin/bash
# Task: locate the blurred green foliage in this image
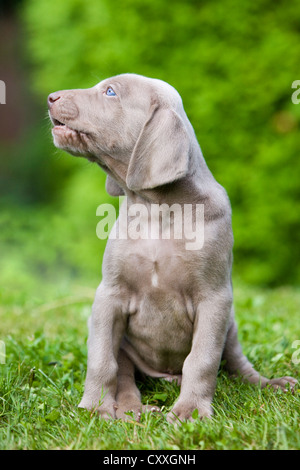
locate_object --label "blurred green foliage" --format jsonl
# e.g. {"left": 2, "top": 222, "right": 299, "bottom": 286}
{"left": 3, "top": 0, "right": 300, "bottom": 287}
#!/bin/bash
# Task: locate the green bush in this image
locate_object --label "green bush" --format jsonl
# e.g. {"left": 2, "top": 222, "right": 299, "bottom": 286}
{"left": 20, "top": 0, "right": 300, "bottom": 286}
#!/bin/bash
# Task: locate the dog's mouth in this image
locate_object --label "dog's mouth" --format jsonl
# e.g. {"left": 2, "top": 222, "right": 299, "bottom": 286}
{"left": 49, "top": 111, "right": 83, "bottom": 133}
{"left": 50, "top": 115, "right": 77, "bottom": 133}
{"left": 52, "top": 117, "right": 66, "bottom": 127}
{"left": 49, "top": 112, "right": 92, "bottom": 158}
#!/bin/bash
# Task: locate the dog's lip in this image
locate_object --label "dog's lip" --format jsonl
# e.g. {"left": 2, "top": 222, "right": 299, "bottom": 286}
{"left": 52, "top": 123, "right": 73, "bottom": 132}
{"left": 51, "top": 117, "right": 75, "bottom": 132}
{"left": 51, "top": 119, "right": 85, "bottom": 135}
{"left": 49, "top": 111, "right": 66, "bottom": 128}
{"left": 52, "top": 125, "right": 76, "bottom": 138}
{"left": 52, "top": 117, "right": 65, "bottom": 127}
{"left": 49, "top": 112, "right": 88, "bottom": 135}
{"left": 50, "top": 114, "right": 74, "bottom": 131}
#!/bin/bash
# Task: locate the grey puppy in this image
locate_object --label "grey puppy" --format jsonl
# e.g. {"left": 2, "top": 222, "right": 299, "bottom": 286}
{"left": 48, "top": 73, "right": 297, "bottom": 422}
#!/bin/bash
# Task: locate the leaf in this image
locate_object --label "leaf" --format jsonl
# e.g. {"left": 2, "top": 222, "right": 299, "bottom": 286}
{"left": 271, "top": 353, "right": 284, "bottom": 363}
{"left": 152, "top": 392, "right": 168, "bottom": 402}
{"left": 45, "top": 409, "right": 60, "bottom": 422}
{"left": 192, "top": 408, "right": 199, "bottom": 420}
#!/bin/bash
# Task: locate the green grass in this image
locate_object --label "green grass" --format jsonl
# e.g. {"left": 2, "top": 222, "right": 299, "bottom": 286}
{"left": 0, "top": 280, "right": 299, "bottom": 450}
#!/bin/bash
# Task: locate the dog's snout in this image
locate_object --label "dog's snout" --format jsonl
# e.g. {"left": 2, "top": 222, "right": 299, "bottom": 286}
{"left": 48, "top": 92, "right": 61, "bottom": 109}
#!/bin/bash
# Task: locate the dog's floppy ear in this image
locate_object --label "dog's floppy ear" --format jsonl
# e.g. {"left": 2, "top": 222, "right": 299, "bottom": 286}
{"left": 105, "top": 175, "right": 124, "bottom": 196}
{"left": 126, "top": 106, "right": 190, "bottom": 191}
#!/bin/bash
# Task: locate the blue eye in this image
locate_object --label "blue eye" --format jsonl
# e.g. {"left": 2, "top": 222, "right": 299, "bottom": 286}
{"left": 106, "top": 86, "right": 116, "bottom": 96}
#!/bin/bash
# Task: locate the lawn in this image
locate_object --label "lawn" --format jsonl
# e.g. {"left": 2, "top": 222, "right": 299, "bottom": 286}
{"left": 1, "top": 0, "right": 299, "bottom": 453}
{"left": 0, "top": 275, "right": 299, "bottom": 450}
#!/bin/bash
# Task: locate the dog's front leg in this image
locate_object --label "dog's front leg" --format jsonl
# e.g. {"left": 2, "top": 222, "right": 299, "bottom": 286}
{"left": 78, "top": 283, "right": 126, "bottom": 419}
{"left": 167, "top": 290, "right": 232, "bottom": 423}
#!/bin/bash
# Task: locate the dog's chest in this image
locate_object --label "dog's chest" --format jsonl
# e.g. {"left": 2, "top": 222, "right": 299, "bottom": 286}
{"left": 117, "top": 238, "right": 192, "bottom": 293}
{"left": 122, "top": 240, "right": 195, "bottom": 371}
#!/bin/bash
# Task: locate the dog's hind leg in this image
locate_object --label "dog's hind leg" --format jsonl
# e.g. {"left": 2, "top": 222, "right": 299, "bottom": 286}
{"left": 115, "top": 348, "right": 161, "bottom": 420}
{"left": 115, "top": 348, "right": 144, "bottom": 420}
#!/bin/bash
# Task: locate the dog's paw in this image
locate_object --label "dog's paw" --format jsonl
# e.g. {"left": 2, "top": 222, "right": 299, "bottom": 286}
{"left": 115, "top": 404, "right": 141, "bottom": 421}
{"left": 265, "top": 376, "right": 298, "bottom": 392}
{"left": 166, "top": 401, "right": 213, "bottom": 424}
{"left": 78, "top": 399, "right": 117, "bottom": 420}
{"left": 142, "top": 404, "right": 162, "bottom": 416}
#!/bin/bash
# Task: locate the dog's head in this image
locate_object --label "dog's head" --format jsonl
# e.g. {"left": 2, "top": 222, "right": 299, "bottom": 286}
{"left": 48, "top": 74, "right": 193, "bottom": 195}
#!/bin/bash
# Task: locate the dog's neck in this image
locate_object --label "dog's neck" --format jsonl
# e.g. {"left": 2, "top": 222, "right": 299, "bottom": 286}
{"left": 96, "top": 143, "right": 227, "bottom": 219}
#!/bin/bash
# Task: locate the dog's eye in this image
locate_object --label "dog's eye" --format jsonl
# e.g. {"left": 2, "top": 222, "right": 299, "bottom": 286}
{"left": 106, "top": 87, "right": 116, "bottom": 96}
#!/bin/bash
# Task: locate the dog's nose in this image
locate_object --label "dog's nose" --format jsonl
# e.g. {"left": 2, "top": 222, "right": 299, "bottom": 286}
{"left": 47, "top": 92, "right": 61, "bottom": 109}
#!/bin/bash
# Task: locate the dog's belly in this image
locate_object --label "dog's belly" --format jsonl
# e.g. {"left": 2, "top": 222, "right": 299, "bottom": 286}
{"left": 125, "top": 291, "right": 194, "bottom": 375}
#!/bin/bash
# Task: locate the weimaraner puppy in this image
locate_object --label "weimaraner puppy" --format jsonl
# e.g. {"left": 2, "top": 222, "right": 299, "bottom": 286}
{"left": 48, "top": 73, "right": 297, "bottom": 421}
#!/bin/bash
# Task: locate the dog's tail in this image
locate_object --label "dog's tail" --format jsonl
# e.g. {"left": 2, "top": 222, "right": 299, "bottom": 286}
{"left": 222, "top": 314, "right": 297, "bottom": 390}
{"left": 222, "top": 316, "right": 269, "bottom": 387}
